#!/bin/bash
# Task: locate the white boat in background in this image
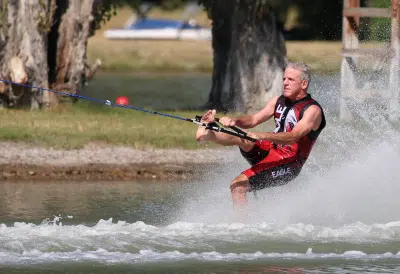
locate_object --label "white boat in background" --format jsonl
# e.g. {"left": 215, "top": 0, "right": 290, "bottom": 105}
{"left": 104, "top": 1, "right": 211, "bottom": 41}
{"left": 104, "top": 18, "right": 211, "bottom": 41}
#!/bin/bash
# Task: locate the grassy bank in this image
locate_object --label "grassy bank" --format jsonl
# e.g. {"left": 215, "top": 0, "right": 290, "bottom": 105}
{"left": 88, "top": 37, "right": 345, "bottom": 74}
{"left": 0, "top": 74, "right": 261, "bottom": 150}
{"left": 87, "top": 7, "right": 345, "bottom": 74}
{"left": 1, "top": 105, "right": 204, "bottom": 149}
{"left": 87, "top": 7, "right": 389, "bottom": 74}
{"left": 0, "top": 104, "right": 274, "bottom": 150}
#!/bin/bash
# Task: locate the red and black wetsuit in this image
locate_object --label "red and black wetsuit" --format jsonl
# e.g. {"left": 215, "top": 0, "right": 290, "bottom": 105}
{"left": 240, "top": 94, "right": 326, "bottom": 191}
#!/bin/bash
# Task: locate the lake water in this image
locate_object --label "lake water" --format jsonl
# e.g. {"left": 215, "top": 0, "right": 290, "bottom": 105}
{"left": 2, "top": 73, "right": 400, "bottom": 273}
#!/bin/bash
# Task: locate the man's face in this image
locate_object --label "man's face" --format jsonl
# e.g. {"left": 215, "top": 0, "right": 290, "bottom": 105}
{"left": 283, "top": 68, "right": 308, "bottom": 100}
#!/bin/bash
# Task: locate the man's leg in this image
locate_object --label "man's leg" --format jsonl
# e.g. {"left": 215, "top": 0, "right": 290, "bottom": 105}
{"left": 196, "top": 110, "right": 254, "bottom": 151}
{"left": 197, "top": 110, "right": 255, "bottom": 209}
{"left": 230, "top": 173, "right": 252, "bottom": 207}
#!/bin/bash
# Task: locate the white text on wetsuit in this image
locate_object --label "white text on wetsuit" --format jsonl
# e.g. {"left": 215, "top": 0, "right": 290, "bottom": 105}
{"left": 271, "top": 167, "right": 292, "bottom": 178}
{"left": 274, "top": 105, "right": 287, "bottom": 132}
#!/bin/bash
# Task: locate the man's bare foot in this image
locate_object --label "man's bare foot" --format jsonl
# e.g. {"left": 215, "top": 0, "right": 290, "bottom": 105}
{"left": 195, "top": 109, "right": 216, "bottom": 142}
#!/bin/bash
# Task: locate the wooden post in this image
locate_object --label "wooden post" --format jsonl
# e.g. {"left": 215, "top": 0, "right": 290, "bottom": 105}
{"left": 340, "top": 0, "right": 360, "bottom": 121}
{"left": 389, "top": 0, "right": 400, "bottom": 121}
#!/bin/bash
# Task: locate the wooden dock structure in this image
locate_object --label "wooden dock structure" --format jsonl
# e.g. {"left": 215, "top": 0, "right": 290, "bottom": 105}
{"left": 341, "top": 0, "right": 400, "bottom": 121}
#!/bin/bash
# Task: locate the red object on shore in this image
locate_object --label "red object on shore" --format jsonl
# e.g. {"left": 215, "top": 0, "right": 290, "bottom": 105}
{"left": 116, "top": 96, "right": 129, "bottom": 105}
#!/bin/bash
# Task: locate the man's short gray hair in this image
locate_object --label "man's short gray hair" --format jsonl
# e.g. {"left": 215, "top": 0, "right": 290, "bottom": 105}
{"left": 286, "top": 62, "right": 311, "bottom": 83}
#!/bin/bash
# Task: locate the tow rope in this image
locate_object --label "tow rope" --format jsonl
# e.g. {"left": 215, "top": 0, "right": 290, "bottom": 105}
{"left": 0, "top": 79, "right": 257, "bottom": 142}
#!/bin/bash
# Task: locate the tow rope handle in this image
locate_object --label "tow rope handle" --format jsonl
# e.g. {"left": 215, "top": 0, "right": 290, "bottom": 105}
{"left": 194, "top": 115, "right": 257, "bottom": 143}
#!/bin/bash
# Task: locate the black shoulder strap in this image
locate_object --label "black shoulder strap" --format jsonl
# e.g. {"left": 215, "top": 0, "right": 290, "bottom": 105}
{"left": 275, "top": 96, "right": 292, "bottom": 133}
{"left": 274, "top": 95, "right": 286, "bottom": 113}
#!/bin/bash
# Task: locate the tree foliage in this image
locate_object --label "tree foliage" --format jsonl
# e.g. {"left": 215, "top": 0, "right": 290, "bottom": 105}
{"left": 91, "top": 0, "right": 122, "bottom": 36}
{"left": 291, "top": 0, "right": 342, "bottom": 40}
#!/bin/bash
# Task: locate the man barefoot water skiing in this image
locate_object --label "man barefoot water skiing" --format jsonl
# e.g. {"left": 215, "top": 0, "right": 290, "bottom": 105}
{"left": 196, "top": 62, "right": 326, "bottom": 207}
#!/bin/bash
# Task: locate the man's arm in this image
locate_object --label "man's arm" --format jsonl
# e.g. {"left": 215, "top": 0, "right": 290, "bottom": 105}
{"left": 249, "top": 105, "right": 322, "bottom": 145}
{"left": 220, "top": 96, "right": 279, "bottom": 129}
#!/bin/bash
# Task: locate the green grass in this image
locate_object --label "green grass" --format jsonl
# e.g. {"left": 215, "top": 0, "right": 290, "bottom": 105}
{"left": 0, "top": 105, "right": 207, "bottom": 149}
{"left": 88, "top": 37, "right": 347, "bottom": 75}
{"left": 0, "top": 102, "right": 273, "bottom": 150}
{"left": 0, "top": 73, "right": 244, "bottom": 150}
{"left": 0, "top": 99, "right": 277, "bottom": 150}
{"left": 0, "top": 72, "right": 277, "bottom": 150}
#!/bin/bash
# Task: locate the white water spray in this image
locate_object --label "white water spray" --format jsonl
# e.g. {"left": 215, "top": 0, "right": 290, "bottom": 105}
{"left": 176, "top": 74, "right": 400, "bottom": 227}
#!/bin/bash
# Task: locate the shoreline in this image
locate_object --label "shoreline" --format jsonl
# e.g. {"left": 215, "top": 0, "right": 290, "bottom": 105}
{"left": 0, "top": 142, "right": 238, "bottom": 182}
{"left": 0, "top": 163, "right": 214, "bottom": 182}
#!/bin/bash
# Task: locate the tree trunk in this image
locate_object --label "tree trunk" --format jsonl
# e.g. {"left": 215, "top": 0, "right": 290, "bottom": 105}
{"left": 52, "top": 0, "right": 95, "bottom": 102}
{"left": 206, "top": 0, "right": 287, "bottom": 113}
{"left": 0, "top": 0, "right": 101, "bottom": 109}
{"left": 0, "top": 0, "right": 52, "bottom": 109}
{"left": 0, "top": 0, "right": 8, "bottom": 106}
